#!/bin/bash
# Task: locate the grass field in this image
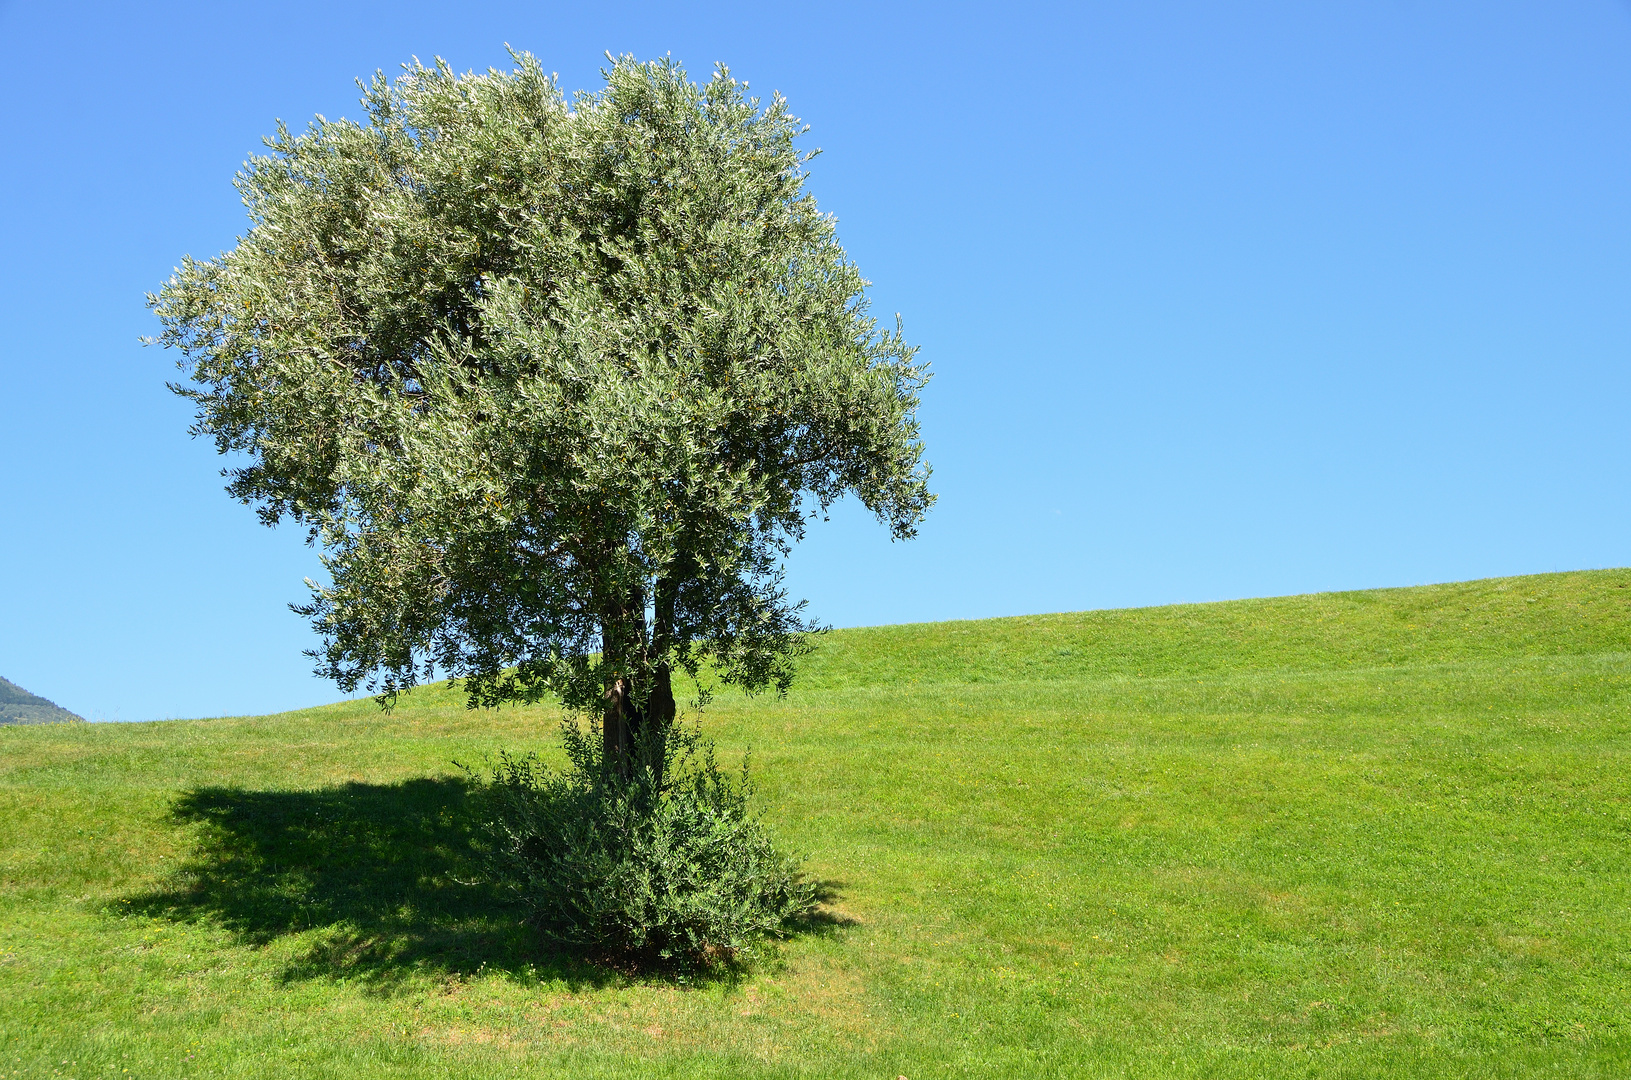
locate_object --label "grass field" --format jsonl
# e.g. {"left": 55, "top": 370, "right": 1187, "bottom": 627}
{"left": 3, "top": 570, "right": 1629, "bottom": 1078}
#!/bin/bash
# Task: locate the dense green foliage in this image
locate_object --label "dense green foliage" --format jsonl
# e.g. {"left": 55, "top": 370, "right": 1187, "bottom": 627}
{"left": 148, "top": 53, "right": 931, "bottom": 766}
{"left": 0, "top": 675, "right": 84, "bottom": 725}
{"left": 2, "top": 570, "right": 1629, "bottom": 1077}
{"left": 476, "top": 725, "right": 816, "bottom": 967}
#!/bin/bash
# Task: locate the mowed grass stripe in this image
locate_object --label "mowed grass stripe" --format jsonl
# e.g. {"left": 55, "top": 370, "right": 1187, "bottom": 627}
{"left": 1, "top": 569, "right": 1628, "bottom": 1078}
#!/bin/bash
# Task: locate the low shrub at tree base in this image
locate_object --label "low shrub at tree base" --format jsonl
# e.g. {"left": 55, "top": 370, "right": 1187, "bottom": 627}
{"left": 472, "top": 724, "right": 818, "bottom": 970}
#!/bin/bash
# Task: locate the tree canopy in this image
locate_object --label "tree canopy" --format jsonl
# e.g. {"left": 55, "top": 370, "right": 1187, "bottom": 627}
{"left": 150, "top": 52, "right": 931, "bottom": 764}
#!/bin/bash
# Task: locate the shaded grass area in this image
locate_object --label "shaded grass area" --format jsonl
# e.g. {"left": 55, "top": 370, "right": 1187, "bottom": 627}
{"left": 122, "top": 778, "right": 615, "bottom": 989}
{"left": 2, "top": 569, "right": 1630, "bottom": 1077}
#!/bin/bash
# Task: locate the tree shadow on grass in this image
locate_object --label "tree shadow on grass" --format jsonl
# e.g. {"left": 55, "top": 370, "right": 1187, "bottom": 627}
{"left": 782, "top": 881, "right": 856, "bottom": 939}
{"left": 124, "top": 776, "right": 852, "bottom": 992}
{"left": 124, "top": 776, "right": 614, "bottom": 991}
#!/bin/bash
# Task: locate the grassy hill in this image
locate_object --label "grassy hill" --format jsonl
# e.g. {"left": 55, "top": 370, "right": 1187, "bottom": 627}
{"left": 2, "top": 569, "right": 1628, "bottom": 1078}
{"left": 0, "top": 675, "right": 85, "bottom": 724}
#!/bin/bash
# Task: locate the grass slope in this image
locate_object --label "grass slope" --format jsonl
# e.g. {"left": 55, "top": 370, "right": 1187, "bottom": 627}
{"left": 2, "top": 570, "right": 1628, "bottom": 1078}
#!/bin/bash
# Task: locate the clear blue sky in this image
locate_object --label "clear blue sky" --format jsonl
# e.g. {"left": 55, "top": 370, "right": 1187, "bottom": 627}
{"left": 2, "top": 1, "right": 1629, "bottom": 721}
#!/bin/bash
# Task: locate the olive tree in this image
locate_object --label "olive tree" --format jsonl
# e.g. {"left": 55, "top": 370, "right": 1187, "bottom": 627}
{"left": 150, "top": 53, "right": 932, "bottom": 773}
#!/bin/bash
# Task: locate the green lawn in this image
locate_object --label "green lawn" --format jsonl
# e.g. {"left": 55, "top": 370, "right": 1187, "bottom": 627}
{"left": 3, "top": 570, "right": 1629, "bottom": 1078}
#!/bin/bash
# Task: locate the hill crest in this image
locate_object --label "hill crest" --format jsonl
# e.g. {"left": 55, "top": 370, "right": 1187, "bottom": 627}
{"left": 0, "top": 676, "right": 85, "bottom": 724}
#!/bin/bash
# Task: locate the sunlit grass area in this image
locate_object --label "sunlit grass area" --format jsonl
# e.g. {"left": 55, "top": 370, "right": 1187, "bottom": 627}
{"left": 3, "top": 570, "right": 1629, "bottom": 1078}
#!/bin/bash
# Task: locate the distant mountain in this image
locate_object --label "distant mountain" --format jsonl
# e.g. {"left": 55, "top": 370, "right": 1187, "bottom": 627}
{"left": 0, "top": 677, "right": 86, "bottom": 724}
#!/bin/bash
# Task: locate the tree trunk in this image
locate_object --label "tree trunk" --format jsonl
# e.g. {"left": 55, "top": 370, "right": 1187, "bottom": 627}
{"left": 641, "top": 662, "right": 676, "bottom": 790}
{"left": 602, "top": 673, "right": 632, "bottom": 779}
{"left": 601, "top": 577, "right": 677, "bottom": 784}
{"left": 641, "top": 575, "right": 678, "bottom": 789}
{"left": 602, "top": 667, "right": 673, "bottom": 783}
{"left": 601, "top": 582, "right": 636, "bottom": 779}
